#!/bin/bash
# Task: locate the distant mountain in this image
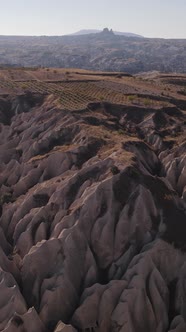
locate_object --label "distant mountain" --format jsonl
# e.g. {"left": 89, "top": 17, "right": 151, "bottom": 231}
{"left": 71, "top": 29, "right": 100, "bottom": 35}
{"left": 69, "top": 29, "right": 144, "bottom": 38}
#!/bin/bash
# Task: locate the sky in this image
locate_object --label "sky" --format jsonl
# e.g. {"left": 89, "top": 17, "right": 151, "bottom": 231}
{"left": 0, "top": 0, "right": 186, "bottom": 39}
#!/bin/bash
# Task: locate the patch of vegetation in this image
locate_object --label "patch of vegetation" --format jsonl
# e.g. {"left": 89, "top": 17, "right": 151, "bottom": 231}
{"left": 118, "top": 129, "right": 125, "bottom": 135}
{"left": 0, "top": 192, "right": 15, "bottom": 205}
{"left": 110, "top": 165, "right": 120, "bottom": 175}
{"left": 144, "top": 98, "right": 151, "bottom": 106}
{"left": 127, "top": 95, "right": 136, "bottom": 103}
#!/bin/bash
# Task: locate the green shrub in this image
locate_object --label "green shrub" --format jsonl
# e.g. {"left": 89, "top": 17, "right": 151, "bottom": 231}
{"left": 118, "top": 129, "right": 125, "bottom": 135}
{"left": 144, "top": 98, "right": 151, "bottom": 106}
{"left": 110, "top": 165, "right": 120, "bottom": 175}
{"left": 127, "top": 95, "right": 137, "bottom": 103}
{"left": 0, "top": 193, "right": 14, "bottom": 205}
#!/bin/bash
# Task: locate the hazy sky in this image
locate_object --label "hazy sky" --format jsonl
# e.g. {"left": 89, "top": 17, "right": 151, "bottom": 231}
{"left": 1, "top": 0, "right": 186, "bottom": 38}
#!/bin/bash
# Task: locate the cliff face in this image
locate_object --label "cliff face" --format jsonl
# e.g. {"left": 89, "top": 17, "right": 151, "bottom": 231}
{"left": 0, "top": 90, "right": 186, "bottom": 332}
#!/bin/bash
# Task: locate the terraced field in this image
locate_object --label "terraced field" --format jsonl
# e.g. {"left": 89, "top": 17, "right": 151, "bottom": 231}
{"left": 1, "top": 68, "right": 185, "bottom": 111}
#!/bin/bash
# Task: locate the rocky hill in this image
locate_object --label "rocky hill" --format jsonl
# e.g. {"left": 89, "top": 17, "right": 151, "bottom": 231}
{"left": 70, "top": 29, "right": 143, "bottom": 38}
{"left": 0, "top": 69, "right": 186, "bottom": 331}
{"left": 0, "top": 30, "right": 186, "bottom": 73}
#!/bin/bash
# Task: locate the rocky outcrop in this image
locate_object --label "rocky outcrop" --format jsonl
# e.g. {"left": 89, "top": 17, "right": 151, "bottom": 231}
{"left": 0, "top": 93, "right": 185, "bottom": 331}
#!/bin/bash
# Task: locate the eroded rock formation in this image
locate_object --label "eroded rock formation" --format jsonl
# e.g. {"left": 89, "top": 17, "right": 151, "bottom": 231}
{"left": 0, "top": 92, "right": 186, "bottom": 332}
